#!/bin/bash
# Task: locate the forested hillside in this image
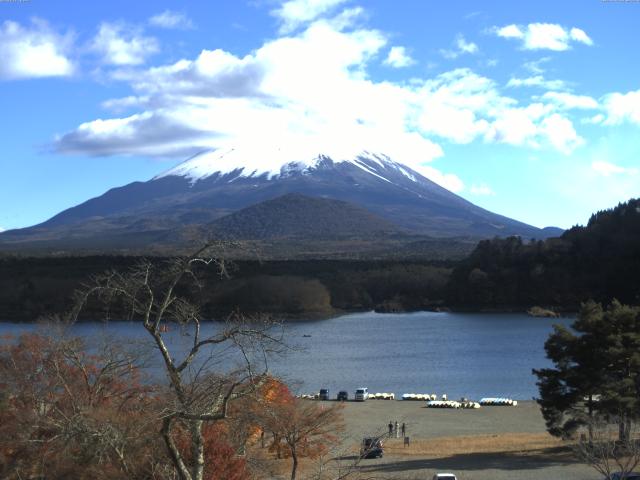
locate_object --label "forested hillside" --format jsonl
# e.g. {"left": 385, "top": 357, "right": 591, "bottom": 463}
{"left": 3, "top": 199, "right": 639, "bottom": 321}
{"left": 0, "top": 256, "right": 452, "bottom": 321}
{"left": 446, "top": 199, "right": 640, "bottom": 310}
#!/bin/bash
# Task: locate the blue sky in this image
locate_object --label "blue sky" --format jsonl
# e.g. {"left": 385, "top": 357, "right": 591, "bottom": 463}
{"left": 1, "top": 0, "right": 639, "bottom": 231}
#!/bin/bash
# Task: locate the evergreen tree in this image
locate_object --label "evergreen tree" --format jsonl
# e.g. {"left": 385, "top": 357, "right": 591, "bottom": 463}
{"left": 534, "top": 300, "right": 640, "bottom": 440}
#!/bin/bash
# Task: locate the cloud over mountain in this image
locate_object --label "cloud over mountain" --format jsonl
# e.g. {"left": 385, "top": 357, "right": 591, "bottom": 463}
{"left": 52, "top": 8, "right": 596, "bottom": 198}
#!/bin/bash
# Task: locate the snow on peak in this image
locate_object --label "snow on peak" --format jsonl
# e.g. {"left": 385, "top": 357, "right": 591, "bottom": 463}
{"left": 154, "top": 146, "right": 419, "bottom": 184}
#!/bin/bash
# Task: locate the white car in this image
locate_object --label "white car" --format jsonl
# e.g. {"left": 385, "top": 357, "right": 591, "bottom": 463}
{"left": 432, "top": 474, "right": 457, "bottom": 480}
{"left": 354, "top": 387, "right": 369, "bottom": 401}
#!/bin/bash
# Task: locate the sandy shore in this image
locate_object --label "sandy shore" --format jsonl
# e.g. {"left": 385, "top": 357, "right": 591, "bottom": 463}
{"left": 308, "top": 399, "right": 601, "bottom": 480}
{"left": 337, "top": 399, "right": 547, "bottom": 440}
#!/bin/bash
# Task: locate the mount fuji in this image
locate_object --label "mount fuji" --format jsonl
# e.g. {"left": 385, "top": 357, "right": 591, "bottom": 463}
{"left": 0, "top": 148, "right": 562, "bottom": 255}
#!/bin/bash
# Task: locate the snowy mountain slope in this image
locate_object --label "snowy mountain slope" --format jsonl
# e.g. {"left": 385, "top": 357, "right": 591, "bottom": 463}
{"left": 0, "top": 149, "right": 560, "bottom": 252}
{"left": 155, "top": 148, "right": 423, "bottom": 186}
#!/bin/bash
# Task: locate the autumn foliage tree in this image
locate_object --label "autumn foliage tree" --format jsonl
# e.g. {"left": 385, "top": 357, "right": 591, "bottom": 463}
{"left": 171, "top": 422, "right": 249, "bottom": 480}
{"left": 0, "top": 332, "right": 162, "bottom": 480}
{"left": 254, "top": 385, "right": 344, "bottom": 480}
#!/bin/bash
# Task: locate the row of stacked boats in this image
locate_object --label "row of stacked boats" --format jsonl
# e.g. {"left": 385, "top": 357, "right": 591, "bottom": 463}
{"left": 369, "top": 392, "right": 395, "bottom": 400}
{"left": 426, "top": 400, "right": 481, "bottom": 409}
{"left": 479, "top": 397, "right": 518, "bottom": 406}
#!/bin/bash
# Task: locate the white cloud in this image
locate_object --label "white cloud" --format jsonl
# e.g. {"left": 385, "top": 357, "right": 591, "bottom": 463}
{"left": 470, "top": 183, "right": 495, "bottom": 196}
{"left": 419, "top": 165, "right": 464, "bottom": 193}
{"left": 494, "top": 23, "right": 593, "bottom": 51}
{"left": 457, "top": 35, "right": 478, "bottom": 54}
{"left": 495, "top": 24, "right": 523, "bottom": 39}
{"left": 56, "top": 19, "right": 454, "bottom": 186}
{"left": 440, "top": 34, "right": 478, "bottom": 59}
{"left": 54, "top": 111, "right": 211, "bottom": 158}
{"left": 91, "top": 22, "right": 159, "bottom": 66}
{"left": 570, "top": 27, "right": 593, "bottom": 46}
{"left": 149, "top": 10, "right": 194, "bottom": 30}
{"left": 0, "top": 19, "right": 74, "bottom": 80}
{"left": 0, "top": 227, "right": 4, "bottom": 233}
{"left": 582, "top": 113, "right": 605, "bottom": 125}
{"left": 523, "top": 57, "right": 550, "bottom": 74}
{"left": 484, "top": 104, "right": 545, "bottom": 147}
{"left": 602, "top": 89, "right": 640, "bottom": 125}
{"left": 539, "top": 113, "right": 584, "bottom": 154}
{"left": 540, "top": 91, "right": 598, "bottom": 110}
{"left": 56, "top": 11, "right": 590, "bottom": 195}
{"left": 101, "top": 95, "right": 151, "bottom": 112}
{"left": 414, "top": 68, "right": 510, "bottom": 144}
{"left": 524, "top": 23, "right": 570, "bottom": 51}
{"left": 592, "top": 160, "right": 638, "bottom": 176}
{"left": 383, "top": 46, "right": 414, "bottom": 68}
{"left": 272, "top": 0, "right": 349, "bottom": 34}
{"left": 506, "top": 75, "right": 567, "bottom": 91}
{"left": 112, "top": 48, "right": 266, "bottom": 97}
{"left": 482, "top": 102, "right": 584, "bottom": 153}
{"left": 325, "top": 6, "right": 365, "bottom": 30}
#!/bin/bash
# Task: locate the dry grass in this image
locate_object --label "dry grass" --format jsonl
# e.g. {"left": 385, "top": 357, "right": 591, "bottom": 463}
{"left": 250, "top": 433, "right": 577, "bottom": 479}
{"left": 383, "top": 432, "right": 568, "bottom": 458}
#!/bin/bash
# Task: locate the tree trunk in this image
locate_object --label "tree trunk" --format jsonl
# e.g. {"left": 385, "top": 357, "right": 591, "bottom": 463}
{"left": 190, "top": 419, "right": 205, "bottom": 480}
{"left": 274, "top": 433, "right": 282, "bottom": 459}
{"left": 290, "top": 447, "right": 298, "bottom": 480}
{"left": 619, "top": 414, "right": 630, "bottom": 442}
{"left": 588, "top": 395, "right": 594, "bottom": 442}
{"left": 162, "top": 417, "right": 192, "bottom": 480}
{"left": 619, "top": 421, "right": 625, "bottom": 442}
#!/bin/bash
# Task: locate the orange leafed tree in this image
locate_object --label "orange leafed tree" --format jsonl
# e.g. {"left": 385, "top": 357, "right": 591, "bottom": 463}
{"left": 0, "top": 332, "right": 161, "bottom": 480}
{"left": 256, "top": 393, "right": 344, "bottom": 480}
{"left": 171, "top": 422, "right": 249, "bottom": 480}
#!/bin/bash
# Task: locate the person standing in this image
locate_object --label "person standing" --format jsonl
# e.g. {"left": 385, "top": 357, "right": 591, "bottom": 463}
{"left": 401, "top": 422, "right": 406, "bottom": 437}
{"left": 395, "top": 421, "right": 399, "bottom": 438}
{"left": 388, "top": 421, "right": 393, "bottom": 438}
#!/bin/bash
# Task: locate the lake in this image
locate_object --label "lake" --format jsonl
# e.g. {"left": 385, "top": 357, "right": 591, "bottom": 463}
{"left": 0, "top": 311, "right": 571, "bottom": 400}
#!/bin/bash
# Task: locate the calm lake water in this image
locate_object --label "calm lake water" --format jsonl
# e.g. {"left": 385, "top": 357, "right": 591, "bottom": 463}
{"left": 0, "top": 311, "right": 572, "bottom": 400}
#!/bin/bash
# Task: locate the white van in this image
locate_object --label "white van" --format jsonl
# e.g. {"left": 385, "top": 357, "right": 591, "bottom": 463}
{"left": 355, "top": 387, "right": 369, "bottom": 401}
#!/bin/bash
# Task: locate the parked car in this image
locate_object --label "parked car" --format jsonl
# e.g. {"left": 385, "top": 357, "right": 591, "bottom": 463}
{"left": 432, "top": 474, "right": 457, "bottom": 480}
{"left": 611, "top": 473, "right": 640, "bottom": 480}
{"left": 319, "top": 388, "right": 330, "bottom": 401}
{"left": 337, "top": 390, "right": 348, "bottom": 401}
{"left": 360, "top": 437, "right": 383, "bottom": 458}
{"left": 354, "top": 387, "right": 369, "bottom": 401}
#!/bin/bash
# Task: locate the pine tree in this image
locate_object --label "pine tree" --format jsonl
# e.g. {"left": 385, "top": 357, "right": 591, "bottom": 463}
{"left": 534, "top": 300, "right": 640, "bottom": 440}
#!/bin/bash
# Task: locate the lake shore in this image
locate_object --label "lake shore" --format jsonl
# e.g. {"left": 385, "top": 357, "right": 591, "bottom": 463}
{"left": 295, "top": 399, "right": 599, "bottom": 480}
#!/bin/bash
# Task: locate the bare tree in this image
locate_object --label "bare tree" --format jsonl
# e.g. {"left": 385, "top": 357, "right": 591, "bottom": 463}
{"left": 575, "top": 417, "right": 640, "bottom": 479}
{"left": 69, "top": 243, "right": 285, "bottom": 480}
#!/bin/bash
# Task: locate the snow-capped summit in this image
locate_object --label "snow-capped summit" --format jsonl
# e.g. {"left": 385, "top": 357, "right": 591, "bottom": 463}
{"left": 1, "top": 144, "right": 559, "bottom": 252}
{"left": 155, "top": 147, "right": 420, "bottom": 185}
